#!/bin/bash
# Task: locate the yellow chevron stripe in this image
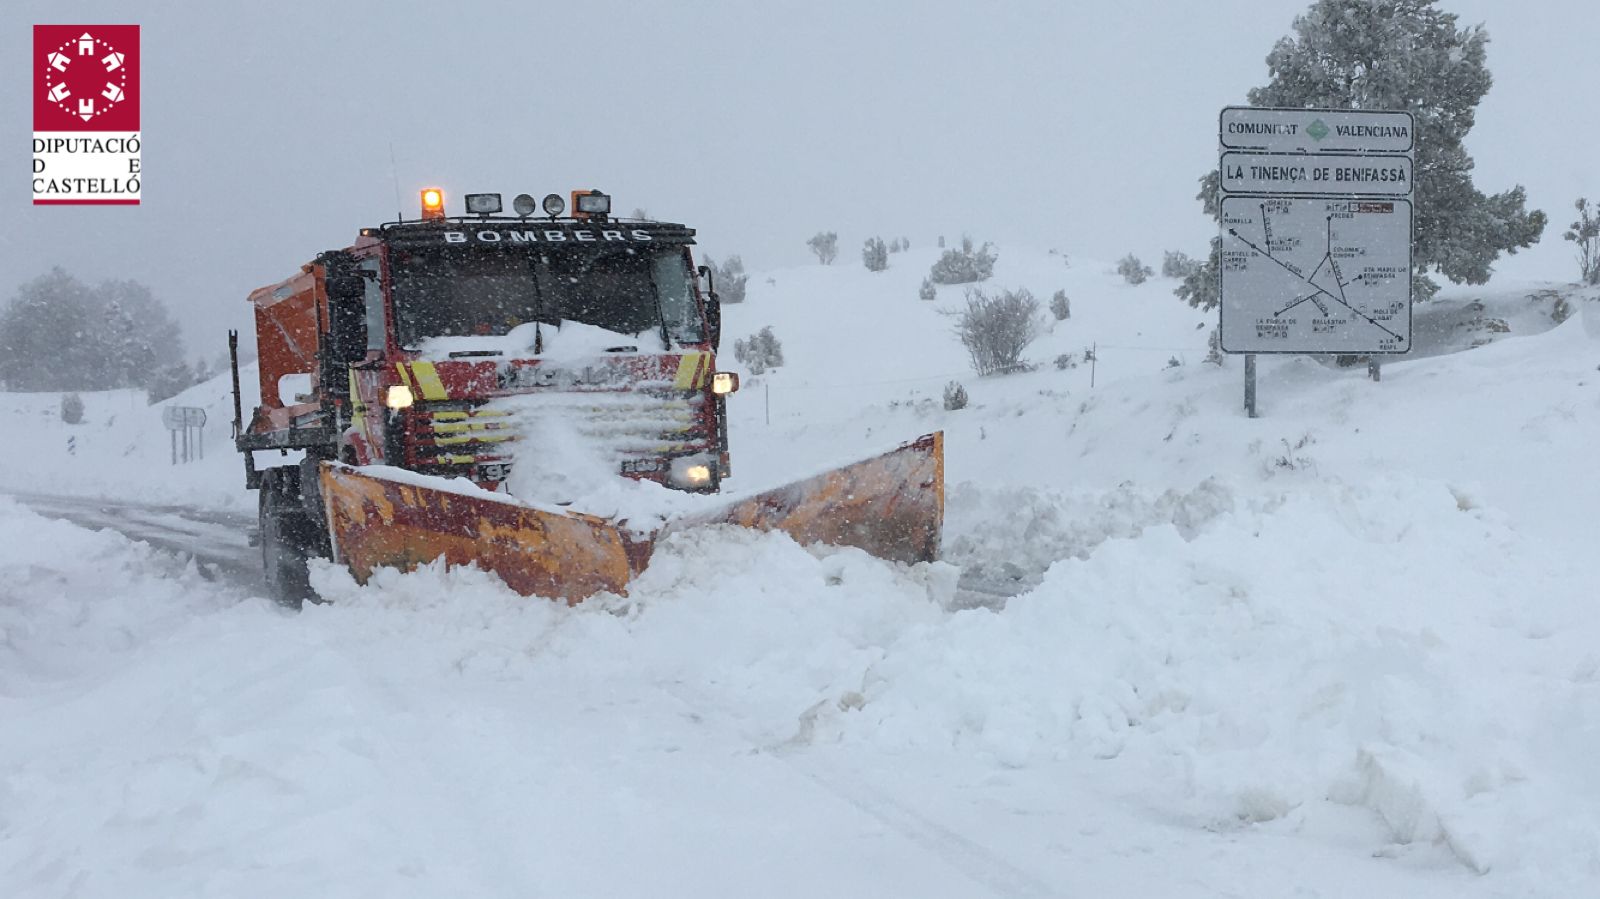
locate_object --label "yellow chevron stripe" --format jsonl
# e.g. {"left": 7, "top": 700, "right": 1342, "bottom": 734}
{"left": 435, "top": 433, "right": 517, "bottom": 446}
{"left": 673, "top": 351, "right": 705, "bottom": 390}
{"left": 432, "top": 421, "right": 505, "bottom": 434}
{"left": 430, "top": 409, "right": 510, "bottom": 422}
{"left": 348, "top": 369, "right": 365, "bottom": 414}
{"left": 410, "top": 361, "right": 449, "bottom": 401}
{"left": 395, "top": 362, "right": 414, "bottom": 388}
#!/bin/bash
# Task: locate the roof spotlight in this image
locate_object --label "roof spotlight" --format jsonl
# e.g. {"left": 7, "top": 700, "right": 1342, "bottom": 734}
{"left": 512, "top": 193, "right": 538, "bottom": 218}
{"left": 571, "top": 189, "right": 611, "bottom": 221}
{"left": 542, "top": 193, "right": 566, "bottom": 217}
{"left": 464, "top": 193, "right": 502, "bottom": 215}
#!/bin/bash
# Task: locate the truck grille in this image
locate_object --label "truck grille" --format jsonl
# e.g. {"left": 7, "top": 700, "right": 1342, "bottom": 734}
{"left": 409, "top": 391, "right": 710, "bottom": 475}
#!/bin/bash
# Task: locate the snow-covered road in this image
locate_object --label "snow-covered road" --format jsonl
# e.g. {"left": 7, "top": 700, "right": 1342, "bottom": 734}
{"left": 5, "top": 491, "right": 259, "bottom": 589}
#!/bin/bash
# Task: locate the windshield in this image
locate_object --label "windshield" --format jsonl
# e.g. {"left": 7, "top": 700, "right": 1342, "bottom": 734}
{"left": 390, "top": 245, "right": 704, "bottom": 350}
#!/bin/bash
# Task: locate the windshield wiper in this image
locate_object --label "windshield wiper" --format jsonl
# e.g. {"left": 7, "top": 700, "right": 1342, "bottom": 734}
{"left": 648, "top": 282, "right": 672, "bottom": 351}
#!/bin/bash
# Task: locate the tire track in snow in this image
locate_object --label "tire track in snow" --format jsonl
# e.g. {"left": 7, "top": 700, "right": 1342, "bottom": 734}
{"left": 658, "top": 681, "right": 1062, "bottom": 899}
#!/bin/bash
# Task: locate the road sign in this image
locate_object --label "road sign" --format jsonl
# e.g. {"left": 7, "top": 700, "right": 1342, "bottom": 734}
{"left": 162, "top": 405, "right": 206, "bottom": 429}
{"left": 1220, "top": 196, "right": 1412, "bottom": 354}
{"left": 1219, "top": 107, "right": 1414, "bottom": 154}
{"left": 1218, "top": 106, "right": 1414, "bottom": 358}
{"left": 1220, "top": 151, "right": 1412, "bottom": 196}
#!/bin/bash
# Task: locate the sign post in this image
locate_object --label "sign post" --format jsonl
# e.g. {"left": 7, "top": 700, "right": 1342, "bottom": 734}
{"left": 1217, "top": 107, "right": 1415, "bottom": 413}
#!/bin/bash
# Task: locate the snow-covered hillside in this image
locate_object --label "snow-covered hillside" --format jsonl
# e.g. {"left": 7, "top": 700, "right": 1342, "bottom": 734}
{"left": 3, "top": 248, "right": 1598, "bottom": 896}
{"left": 0, "top": 366, "right": 255, "bottom": 510}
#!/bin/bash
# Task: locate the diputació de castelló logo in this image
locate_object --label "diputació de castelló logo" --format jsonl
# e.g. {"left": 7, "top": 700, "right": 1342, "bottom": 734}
{"left": 32, "top": 24, "right": 141, "bottom": 205}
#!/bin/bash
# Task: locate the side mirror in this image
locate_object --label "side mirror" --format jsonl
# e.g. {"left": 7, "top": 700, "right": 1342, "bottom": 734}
{"left": 698, "top": 264, "right": 722, "bottom": 352}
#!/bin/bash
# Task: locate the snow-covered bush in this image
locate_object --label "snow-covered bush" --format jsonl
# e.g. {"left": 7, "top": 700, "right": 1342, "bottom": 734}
{"left": 862, "top": 237, "right": 889, "bottom": 272}
{"left": 1053, "top": 353, "right": 1076, "bottom": 370}
{"left": 954, "top": 286, "right": 1040, "bottom": 376}
{"left": 919, "top": 278, "right": 937, "bottom": 301}
{"left": 1117, "top": 254, "right": 1152, "bottom": 285}
{"left": 59, "top": 392, "right": 84, "bottom": 424}
{"left": 1049, "top": 289, "right": 1071, "bottom": 320}
{"left": 1162, "top": 250, "right": 1200, "bottom": 279}
{"left": 704, "top": 255, "right": 748, "bottom": 304}
{"left": 1205, "top": 327, "right": 1226, "bottom": 366}
{"left": 806, "top": 232, "right": 838, "bottom": 265}
{"left": 929, "top": 236, "right": 997, "bottom": 285}
{"left": 942, "top": 381, "right": 968, "bottom": 411}
{"left": 733, "top": 326, "right": 784, "bottom": 375}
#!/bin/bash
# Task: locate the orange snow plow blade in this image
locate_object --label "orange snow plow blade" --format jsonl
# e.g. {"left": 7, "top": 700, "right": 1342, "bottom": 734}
{"left": 320, "top": 466, "right": 642, "bottom": 603}
{"left": 663, "top": 432, "right": 944, "bottom": 565}
{"left": 320, "top": 432, "right": 942, "bottom": 602}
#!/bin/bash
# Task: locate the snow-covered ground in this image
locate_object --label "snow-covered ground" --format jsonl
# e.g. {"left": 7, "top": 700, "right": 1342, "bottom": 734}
{"left": 3, "top": 248, "right": 1599, "bottom": 896}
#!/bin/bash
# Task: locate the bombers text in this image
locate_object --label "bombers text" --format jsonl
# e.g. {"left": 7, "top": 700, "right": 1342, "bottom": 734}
{"left": 444, "top": 229, "right": 656, "bottom": 244}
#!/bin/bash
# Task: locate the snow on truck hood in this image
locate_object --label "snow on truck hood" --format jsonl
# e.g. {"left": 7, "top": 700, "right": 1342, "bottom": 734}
{"left": 412, "top": 321, "right": 656, "bottom": 361}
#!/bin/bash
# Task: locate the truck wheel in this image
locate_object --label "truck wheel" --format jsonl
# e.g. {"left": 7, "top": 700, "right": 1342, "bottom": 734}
{"left": 260, "top": 469, "right": 323, "bottom": 609}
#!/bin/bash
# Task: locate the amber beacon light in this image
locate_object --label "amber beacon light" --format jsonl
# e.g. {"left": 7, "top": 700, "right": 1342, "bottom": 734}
{"left": 420, "top": 188, "right": 445, "bottom": 220}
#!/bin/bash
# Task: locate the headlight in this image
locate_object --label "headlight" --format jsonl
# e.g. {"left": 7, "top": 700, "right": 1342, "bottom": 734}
{"left": 667, "top": 455, "right": 715, "bottom": 490}
{"left": 464, "top": 192, "right": 502, "bottom": 215}
{"left": 385, "top": 384, "right": 414, "bottom": 410}
{"left": 542, "top": 193, "right": 566, "bottom": 216}
{"left": 711, "top": 371, "right": 739, "bottom": 395}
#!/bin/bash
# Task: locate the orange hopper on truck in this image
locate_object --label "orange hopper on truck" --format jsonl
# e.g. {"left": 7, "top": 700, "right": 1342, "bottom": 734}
{"left": 229, "top": 188, "right": 942, "bottom": 607}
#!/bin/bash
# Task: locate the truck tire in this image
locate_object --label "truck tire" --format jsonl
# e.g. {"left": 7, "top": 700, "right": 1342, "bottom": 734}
{"left": 259, "top": 468, "right": 324, "bottom": 609}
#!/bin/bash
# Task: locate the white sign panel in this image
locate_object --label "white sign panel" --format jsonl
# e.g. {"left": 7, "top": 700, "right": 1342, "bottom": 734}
{"left": 1219, "top": 107, "right": 1414, "bottom": 154}
{"left": 162, "top": 405, "right": 207, "bottom": 429}
{"left": 1220, "top": 151, "right": 1412, "bottom": 196}
{"left": 1219, "top": 196, "right": 1412, "bottom": 354}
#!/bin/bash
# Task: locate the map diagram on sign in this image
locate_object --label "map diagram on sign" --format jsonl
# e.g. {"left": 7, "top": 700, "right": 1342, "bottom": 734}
{"left": 1219, "top": 195, "right": 1411, "bottom": 354}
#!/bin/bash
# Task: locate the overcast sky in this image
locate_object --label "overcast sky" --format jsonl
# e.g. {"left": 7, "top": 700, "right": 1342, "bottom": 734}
{"left": 3, "top": 0, "right": 1596, "bottom": 357}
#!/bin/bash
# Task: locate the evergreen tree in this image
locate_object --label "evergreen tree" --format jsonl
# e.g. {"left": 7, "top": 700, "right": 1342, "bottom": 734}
{"left": 94, "top": 279, "right": 181, "bottom": 390}
{"left": 0, "top": 268, "right": 96, "bottom": 390}
{"left": 1050, "top": 290, "right": 1071, "bottom": 320}
{"left": 0, "top": 269, "right": 186, "bottom": 392}
{"left": 1179, "top": 0, "right": 1545, "bottom": 310}
{"left": 862, "top": 236, "right": 889, "bottom": 272}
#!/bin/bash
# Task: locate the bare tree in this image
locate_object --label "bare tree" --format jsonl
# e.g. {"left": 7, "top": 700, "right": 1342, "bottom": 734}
{"left": 953, "top": 287, "right": 1041, "bottom": 375}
